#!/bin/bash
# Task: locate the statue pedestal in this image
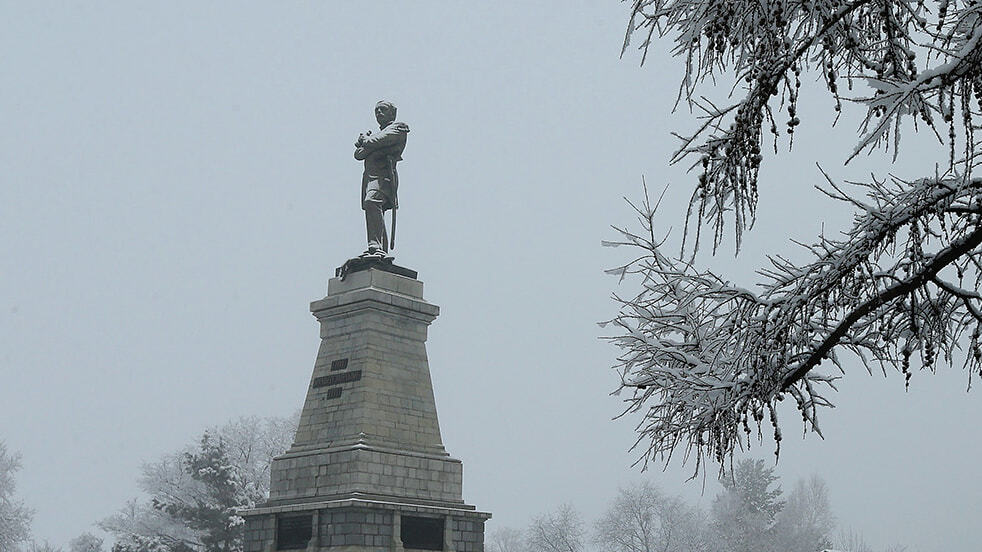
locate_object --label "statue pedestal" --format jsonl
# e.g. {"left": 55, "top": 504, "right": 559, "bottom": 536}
{"left": 335, "top": 255, "right": 417, "bottom": 280}
{"left": 242, "top": 267, "right": 490, "bottom": 552}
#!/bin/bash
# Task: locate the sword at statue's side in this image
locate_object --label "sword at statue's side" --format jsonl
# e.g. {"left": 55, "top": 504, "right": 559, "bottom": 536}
{"left": 388, "top": 154, "right": 399, "bottom": 250}
{"left": 390, "top": 208, "right": 397, "bottom": 250}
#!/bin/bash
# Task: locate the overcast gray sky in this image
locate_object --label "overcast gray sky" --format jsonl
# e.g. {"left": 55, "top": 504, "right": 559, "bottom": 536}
{"left": 1, "top": 2, "right": 980, "bottom": 551}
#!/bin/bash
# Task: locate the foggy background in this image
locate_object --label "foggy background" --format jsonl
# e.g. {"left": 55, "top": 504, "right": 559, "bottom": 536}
{"left": 1, "top": 2, "right": 979, "bottom": 551}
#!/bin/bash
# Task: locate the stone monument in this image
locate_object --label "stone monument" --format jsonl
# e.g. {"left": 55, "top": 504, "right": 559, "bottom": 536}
{"left": 240, "top": 103, "right": 490, "bottom": 552}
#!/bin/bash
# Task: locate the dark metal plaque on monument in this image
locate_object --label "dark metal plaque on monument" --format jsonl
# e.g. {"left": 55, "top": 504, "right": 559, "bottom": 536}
{"left": 311, "top": 369, "right": 362, "bottom": 388}
{"left": 276, "top": 515, "right": 312, "bottom": 550}
{"left": 401, "top": 516, "right": 444, "bottom": 551}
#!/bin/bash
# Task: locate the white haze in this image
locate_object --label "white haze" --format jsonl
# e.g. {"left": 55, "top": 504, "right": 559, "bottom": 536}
{"left": 0, "top": 2, "right": 979, "bottom": 551}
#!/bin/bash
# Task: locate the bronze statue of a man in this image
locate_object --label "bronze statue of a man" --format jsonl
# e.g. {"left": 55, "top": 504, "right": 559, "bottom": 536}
{"left": 354, "top": 101, "right": 409, "bottom": 257}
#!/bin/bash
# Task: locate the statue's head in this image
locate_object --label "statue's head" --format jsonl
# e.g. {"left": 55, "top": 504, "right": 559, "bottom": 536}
{"left": 375, "top": 100, "right": 397, "bottom": 126}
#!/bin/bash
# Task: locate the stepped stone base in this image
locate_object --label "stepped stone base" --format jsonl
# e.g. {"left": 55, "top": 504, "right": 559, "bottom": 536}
{"left": 241, "top": 265, "right": 490, "bottom": 551}
{"left": 244, "top": 498, "right": 489, "bottom": 552}
{"left": 267, "top": 443, "right": 463, "bottom": 506}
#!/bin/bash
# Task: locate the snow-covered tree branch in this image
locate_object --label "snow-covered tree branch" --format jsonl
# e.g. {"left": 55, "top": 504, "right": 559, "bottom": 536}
{"left": 606, "top": 174, "right": 982, "bottom": 471}
{"left": 610, "top": 0, "right": 982, "bottom": 475}
{"left": 623, "top": 0, "right": 982, "bottom": 251}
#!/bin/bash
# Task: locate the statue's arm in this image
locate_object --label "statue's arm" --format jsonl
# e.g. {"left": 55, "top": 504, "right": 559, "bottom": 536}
{"left": 354, "top": 146, "right": 369, "bottom": 160}
{"left": 360, "top": 124, "right": 408, "bottom": 150}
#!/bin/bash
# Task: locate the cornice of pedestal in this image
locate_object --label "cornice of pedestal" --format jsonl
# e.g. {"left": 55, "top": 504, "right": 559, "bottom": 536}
{"left": 311, "top": 289, "right": 439, "bottom": 324}
{"left": 242, "top": 496, "right": 492, "bottom": 519}
{"left": 310, "top": 268, "right": 439, "bottom": 323}
{"left": 281, "top": 438, "right": 452, "bottom": 460}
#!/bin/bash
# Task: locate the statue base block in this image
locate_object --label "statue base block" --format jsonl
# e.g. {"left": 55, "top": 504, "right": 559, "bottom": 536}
{"left": 336, "top": 256, "right": 417, "bottom": 280}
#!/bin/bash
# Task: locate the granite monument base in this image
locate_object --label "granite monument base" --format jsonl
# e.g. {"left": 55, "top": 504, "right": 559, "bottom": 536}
{"left": 241, "top": 265, "right": 489, "bottom": 551}
{"left": 243, "top": 498, "right": 489, "bottom": 552}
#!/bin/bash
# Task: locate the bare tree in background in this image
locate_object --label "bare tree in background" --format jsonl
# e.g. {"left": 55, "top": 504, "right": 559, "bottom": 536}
{"left": 100, "top": 414, "right": 297, "bottom": 552}
{"left": 772, "top": 475, "right": 834, "bottom": 552}
{"left": 593, "top": 481, "right": 706, "bottom": 552}
{"left": 23, "top": 541, "right": 63, "bottom": 552}
{"left": 487, "top": 527, "right": 527, "bottom": 552}
{"left": 607, "top": 0, "right": 982, "bottom": 474}
{"left": 708, "top": 459, "right": 784, "bottom": 552}
{"left": 68, "top": 533, "right": 104, "bottom": 552}
{"left": 527, "top": 504, "right": 586, "bottom": 552}
{"left": 99, "top": 457, "right": 206, "bottom": 552}
{"left": 833, "top": 528, "right": 875, "bottom": 552}
{"left": 0, "top": 441, "right": 33, "bottom": 552}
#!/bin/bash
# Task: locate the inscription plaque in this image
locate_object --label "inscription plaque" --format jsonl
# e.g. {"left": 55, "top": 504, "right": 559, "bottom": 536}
{"left": 276, "top": 515, "right": 312, "bottom": 550}
{"left": 330, "top": 358, "right": 349, "bottom": 371}
{"left": 401, "top": 516, "right": 444, "bottom": 551}
{"left": 322, "top": 387, "right": 342, "bottom": 400}
{"left": 312, "top": 370, "right": 362, "bottom": 388}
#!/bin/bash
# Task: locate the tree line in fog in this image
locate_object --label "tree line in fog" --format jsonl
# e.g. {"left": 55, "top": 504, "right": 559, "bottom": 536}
{"left": 489, "top": 459, "right": 910, "bottom": 552}
{"left": 4, "top": 417, "right": 910, "bottom": 552}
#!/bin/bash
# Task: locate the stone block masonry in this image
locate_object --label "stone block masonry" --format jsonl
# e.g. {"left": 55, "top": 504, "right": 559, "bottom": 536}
{"left": 268, "top": 444, "right": 464, "bottom": 505}
{"left": 243, "top": 499, "right": 487, "bottom": 552}
{"left": 241, "top": 266, "right": 490, "bottom": 551}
